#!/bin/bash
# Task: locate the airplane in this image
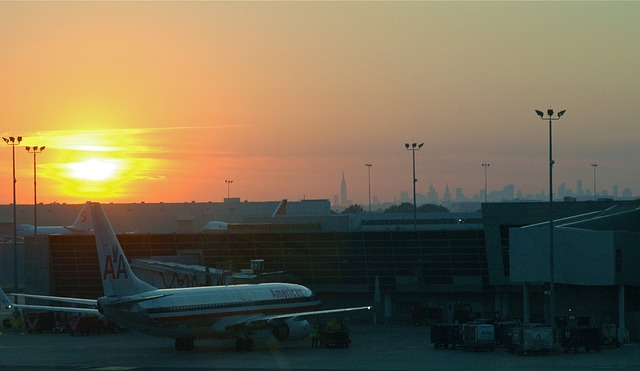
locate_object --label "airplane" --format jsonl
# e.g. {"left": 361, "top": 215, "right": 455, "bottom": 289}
{"left": 15, "top": 203, "right": 93, "bottom": 236}
{"left": 1, "top": 202, "right": 369, "bottom": 351}
{"left": 200, "top": 199, "right": 287, "bottom": 232}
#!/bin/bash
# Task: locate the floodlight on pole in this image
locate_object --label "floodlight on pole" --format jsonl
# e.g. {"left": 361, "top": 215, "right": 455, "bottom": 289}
{"left": 482, "top": 163, "right": 490, "bottom": 203}
{"left": 365, "top": 163, "right": 373, "bottom": 212}
{"left": 225, "top": 180, "right": 233, "bottom": 199}
{"left": 534, "top": 107, "right": 566, "bottom": 329}
{"left": 25, "top": 146, "right": 46, "bottom": 236}
{"left": 3, "top": 136, "right": 22, "bottom": 291}
{"left": 405, "top": 142, "right": 423, "bottom": 230}
{"left": 591, "top": 163, "right": 598, "bottom": 201}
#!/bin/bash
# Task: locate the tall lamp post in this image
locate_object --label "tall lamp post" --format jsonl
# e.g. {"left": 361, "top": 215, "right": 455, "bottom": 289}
{"left": 534, "top": 108, "right": 566, "bottom": 329}
{"left": 365, "top": 163, "right": 372, "bottom": 212}
{"left": 3, "top": 136, "right": 22, "bottom": 291}
{"left": 482, "top": 163, "right": 490, "bottom": 203}
{"left": 405, "top": 142, "right": 423, "bottom": 230}
{"left": 591, "top": 163, "right": 598, "bottom": 201}
{"left": 25, "top": 146, "right": 46, "bottom": 236}
{"left": 225, "top": 179, "right": 233, "bottom": 199}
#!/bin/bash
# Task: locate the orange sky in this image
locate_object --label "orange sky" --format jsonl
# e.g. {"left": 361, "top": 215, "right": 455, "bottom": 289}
{"left": 1, "top": 2, "right": 639, "bottom": 206}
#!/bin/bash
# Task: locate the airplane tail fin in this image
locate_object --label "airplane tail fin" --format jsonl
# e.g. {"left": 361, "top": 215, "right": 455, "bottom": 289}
{"left": 271, "top": 199, "right": 287, "bottom": 217}
{"left": 89, "top": 202, "right": 156, "bottom": 297}
{"left": 0, "top": 286, "right": 15, "bottom": 309}
{"left": 65, "top": 202, "right": 93, "bottom": 233}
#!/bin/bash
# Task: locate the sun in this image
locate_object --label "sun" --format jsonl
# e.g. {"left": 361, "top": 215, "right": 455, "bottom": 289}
{"left": 67, "top": 159, "right": 119, "bottom": 181}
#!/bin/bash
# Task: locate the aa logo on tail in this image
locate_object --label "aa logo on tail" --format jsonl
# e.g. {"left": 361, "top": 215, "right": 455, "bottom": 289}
{"left": 103, "top": 244, "right": 129, "bottom": 280}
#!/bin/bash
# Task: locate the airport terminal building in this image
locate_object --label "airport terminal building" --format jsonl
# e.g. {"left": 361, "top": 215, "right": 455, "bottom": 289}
{"left": 2, "top": 198, "right": 640, "bottom": 341}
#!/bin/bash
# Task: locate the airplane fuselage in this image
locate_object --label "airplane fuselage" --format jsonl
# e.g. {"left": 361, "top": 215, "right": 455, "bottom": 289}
{"left": 98, "top": 282, "right": 320, "bottom": 339}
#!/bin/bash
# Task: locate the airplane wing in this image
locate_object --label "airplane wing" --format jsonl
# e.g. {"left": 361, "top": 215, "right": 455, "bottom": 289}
{"left": 0, "top": 288, "right": 99, "bottom": 315}
{"left": 11, "top": 293, "right": 97, "bottom": 306}
{"left": 226, "top": 306, "right": 371, "bottom": 333}
{"left": 6, "top": 303, "right": 99, "bottom": 315}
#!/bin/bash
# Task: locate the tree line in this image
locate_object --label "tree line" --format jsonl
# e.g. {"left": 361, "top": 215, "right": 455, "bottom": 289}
{"left": 340, "top": 202, "right": 449, "bottom": 214}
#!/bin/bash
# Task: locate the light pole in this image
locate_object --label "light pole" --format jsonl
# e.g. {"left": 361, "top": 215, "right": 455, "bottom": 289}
{"left": 591, "top": 163, "right": 598, "bottom": 201}
{"left": 26, "top": 146, "right": 46, "bottom": 236}
{"left": 482, "top": 163, "right": 490, "bottom": 203}
{"left": 405, "top": 142, "right": 423, "bottom": 230}
{"left": 365, "top": 163, "right": 372, "bottom": 212}
{"left": 225, "top": 180, "right": 233, "bottom": 199}
{"left": 3, "top": 136, "right": 22, "bottom": 291}
{"left": 534, "top": 108, "right": 566, "bottom": 329}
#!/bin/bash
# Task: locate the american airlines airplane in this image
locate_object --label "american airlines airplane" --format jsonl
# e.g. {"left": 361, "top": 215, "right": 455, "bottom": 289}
{"left": 1, "top": 202, "right": 369, "bottom": 351}
{"left": 15, "top": 202, "right": 93, "bottom": 236}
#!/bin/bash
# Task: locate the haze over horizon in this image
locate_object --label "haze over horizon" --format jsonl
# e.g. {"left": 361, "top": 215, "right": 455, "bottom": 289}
{"left": 1, "top": 2, "right": 638, "bottom": 206}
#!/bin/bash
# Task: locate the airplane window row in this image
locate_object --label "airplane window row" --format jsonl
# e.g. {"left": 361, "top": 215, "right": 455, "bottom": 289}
{"left": 148, "top": 296, "right": 319, "bottom": 315}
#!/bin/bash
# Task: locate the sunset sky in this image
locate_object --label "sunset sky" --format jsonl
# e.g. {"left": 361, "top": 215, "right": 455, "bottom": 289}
{"left": 1, "top": 1, "right": 638, "bottom": 206}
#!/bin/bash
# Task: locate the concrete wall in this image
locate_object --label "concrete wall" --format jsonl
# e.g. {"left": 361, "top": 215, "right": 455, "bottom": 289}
{"left": 509, "top": 227, "right": 550, "bottom": 283}
{"left": 510, "top": 227, "right": 616, "bottom": 285}
{"left": 618, "top": 232, "right": 640, "bottom": 284}
{"left": 556, "top": 229, "right": 615, "bottom": 285}
{"left": 510, "top": 226, "right": 640, "bottom": 286}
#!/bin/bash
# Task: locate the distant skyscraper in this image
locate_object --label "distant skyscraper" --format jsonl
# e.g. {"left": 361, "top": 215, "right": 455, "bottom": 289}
{"left": 443, "top": 184, "right": 451, "bottom": 202}
{"left": 503, "top": 184, "right": 515, "bottom": 200}
{"left": 427, "top": 183, "right": 438, "bottom": 203}
{"left": 340, "top": 172, "right": 347, "bottom": 207}
{"left": 455, "top": 188, "right": 467, "bottom": 202}
{"left": 577, "top": 180, "right": 584, "bottom": 197}
{"left": 558, "top": 182, "right": 566, "bottom": 199}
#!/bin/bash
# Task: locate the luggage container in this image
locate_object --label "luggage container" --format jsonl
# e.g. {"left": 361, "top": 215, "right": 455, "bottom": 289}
{"left": 582, "top": 326, "right": 601, "bottom": 352}
{"left": 561, "top": 327, "right": 581, "bottom": 353}
{"left": 600, "top": 324, "right": 621, "bottom": 348}
{"left": 430, "top": 323, "right": 463, "bottom": 350}
{"left": 448, "top": 323, "right": 464, "bottom": 349}
{"left": 318, "top": 319, "right": 351, "bottom": 348}
{"left": 430, "top": 323, "right": 449, "bottom": 349}
{"left": 463, "top": 322, "right": 494, "bottom": 351}
{"left": 318, "top": 329, "right": 350, "bottom": 348}
{"left": 511, "top": 324, "right": 554, "bottom": 355}
{"left": 495, "top": 321, "right": 519, "bottom": 348}
{"left": 68, "top": 316, "right": 103, "bottom": 336}
{"left": 25, "top": 312, "right": 56, "bottom": 333}
{"left": 561, "top": 326, "right": 601, "bottom": 353}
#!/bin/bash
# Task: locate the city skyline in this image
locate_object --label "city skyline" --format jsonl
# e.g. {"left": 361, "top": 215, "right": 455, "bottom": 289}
{"left": 1, "top": 2, "right": 638, "bottom": 205}
{"left": 335, "top": 169, "right": 634, "bottom": 210}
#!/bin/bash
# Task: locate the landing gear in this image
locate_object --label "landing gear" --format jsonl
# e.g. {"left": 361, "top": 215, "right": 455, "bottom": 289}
{"left": 175, "top": 337, "right": 195, "bottom": 351}
{"left": 235, "top": 336, "right": 255, "bottom": 351}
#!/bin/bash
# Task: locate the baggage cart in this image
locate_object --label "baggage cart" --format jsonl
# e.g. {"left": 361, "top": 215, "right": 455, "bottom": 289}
{"left": 600, "top": 324, "right": 621, "bottom": 348}
{"left": 68, "top": 316, "right": 103, "bottom": 336}
{"left": 463, "top": 322, "right": 494, "bottom": 351}
{"left": 582, "top": 326, "right": 601, "bottom": 352}
{"left": 319, "top": 329, "right": 350, "bottom": 348}
{"left": 430, "top": 323, "right": 463, "bottom": 350}
{"left": 318, "top": 319, "right": 351, "bottom": 348}
{"left": 25, "top": 312, "right": 56, "bottom": 333}
{"left": 511, "top": 324, "right": 554, "bottom": 355}
{"left": 430, "top": 323, "right": 449, "bottom": 349}
{"left": 561, "top": 326, "right": 601, "bottom": 353}
{"left": 495, "top": 321, "right": 519, "bottom": 348}
{"left": 561, "top": 327, "right": 581, "bottom": 353}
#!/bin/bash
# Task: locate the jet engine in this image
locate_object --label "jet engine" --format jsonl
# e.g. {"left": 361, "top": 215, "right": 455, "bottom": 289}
{"left": 271, "top": 318, "right": 311, "bottom": 342}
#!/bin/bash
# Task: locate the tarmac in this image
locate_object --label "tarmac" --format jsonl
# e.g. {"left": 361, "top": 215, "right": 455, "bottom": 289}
{"left": 2, "top": 320, "right": 640, "bottom": 371}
